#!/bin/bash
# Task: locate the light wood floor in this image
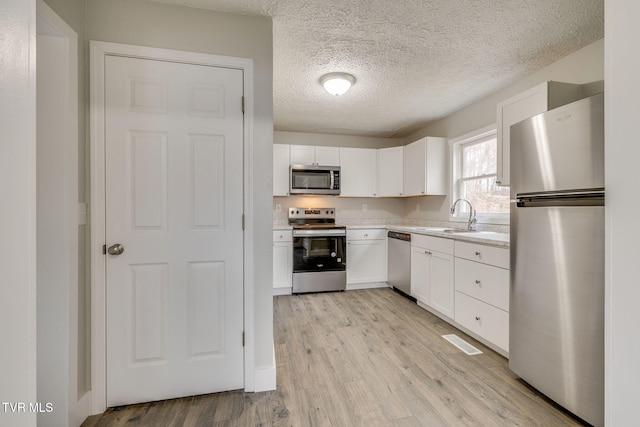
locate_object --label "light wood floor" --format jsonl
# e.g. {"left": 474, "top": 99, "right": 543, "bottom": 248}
{"left": 82, "top": 288, "right": 585, "bottom": 426}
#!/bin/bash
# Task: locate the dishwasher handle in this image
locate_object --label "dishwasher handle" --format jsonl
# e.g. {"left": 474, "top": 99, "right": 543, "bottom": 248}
{"left": 388, "top": 231, "right": 411, "bottom": 242}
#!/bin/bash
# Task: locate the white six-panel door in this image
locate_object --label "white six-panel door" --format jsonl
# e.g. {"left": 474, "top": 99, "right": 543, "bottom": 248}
{"left": 104, "top": 55, "right": 244, "bottom": 406}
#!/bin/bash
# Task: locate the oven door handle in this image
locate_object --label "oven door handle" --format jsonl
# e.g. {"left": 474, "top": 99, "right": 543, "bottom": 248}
{"left": 293, "top": 229, "right": 346, "bottom": 237}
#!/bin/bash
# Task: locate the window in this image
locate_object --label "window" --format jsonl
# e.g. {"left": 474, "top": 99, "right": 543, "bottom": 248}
{"left": 451, "top": 126, "right": 509, "bottom": 223}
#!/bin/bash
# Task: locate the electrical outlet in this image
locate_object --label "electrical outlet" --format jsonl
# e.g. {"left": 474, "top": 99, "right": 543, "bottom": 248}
{"left": 275, "top": 204, "right": 281, "bottom": 212}
{"left": 362, "top": 204, "right": 368, "bottom": 212}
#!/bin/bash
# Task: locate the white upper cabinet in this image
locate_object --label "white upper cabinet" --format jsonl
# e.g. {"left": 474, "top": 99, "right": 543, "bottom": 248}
{"left": 289, "top": 145, "right": 315, "bottom": 165}
{"left": 377, "top": 146, "right": 404, "bottom": 197}
{"left": 290, "top": 145, "right": 340, "bottom": 166}
{"left": 314, "top": 146, "right": 341, "bottom": 166}
{"left": 403, "top": 137, "right": 447, "bottom": 196}
{"left": 273, "top": 144, "right": 290, "bottom": 196}
{"left": 339, "top": 147, "right": 377, "bottom": 197}
{"left": 496, "top": 81, "right": 581, "bottom": 186}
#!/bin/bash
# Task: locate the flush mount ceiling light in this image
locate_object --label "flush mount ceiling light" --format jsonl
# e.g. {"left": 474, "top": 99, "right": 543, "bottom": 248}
{"left": 320, "top": 72, "right": 355, "bottom": 96}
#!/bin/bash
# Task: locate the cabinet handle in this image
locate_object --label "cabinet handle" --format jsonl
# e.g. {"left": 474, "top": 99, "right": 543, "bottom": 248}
{"left": 279, "top": 235, "right": 283, "bottom": 239}
{"left": 475, "top": 251, "right": 481, "bottom": 256}
{"left": 475, "top": 316, "right": 481, "bottom": 321}
{"left": 475, "top": 279, "right": 481, "bottom": 285}
{"left": 496, "top": 180, "right": 502, "bottom": 185}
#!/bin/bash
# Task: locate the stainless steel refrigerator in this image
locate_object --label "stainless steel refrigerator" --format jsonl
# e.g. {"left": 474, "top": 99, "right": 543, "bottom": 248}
{"left": 509, "top": 92, "right": 604, "bottom": 427}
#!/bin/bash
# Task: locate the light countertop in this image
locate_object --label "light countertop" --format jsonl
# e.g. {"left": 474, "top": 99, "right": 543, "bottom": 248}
{"left": 273, "top": 223, "right": 509, "bottom": 247}
{"left": 386, "top": 225, "right": 509, "bottom": 248}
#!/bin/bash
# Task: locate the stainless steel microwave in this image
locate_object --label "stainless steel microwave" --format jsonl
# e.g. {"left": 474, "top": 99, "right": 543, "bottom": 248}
{"left": 290, "top": 165, "right": 340, "bottom": 195}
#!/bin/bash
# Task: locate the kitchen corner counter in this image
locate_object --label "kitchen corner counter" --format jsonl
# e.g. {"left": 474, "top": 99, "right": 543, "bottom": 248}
{"left": 272, "top": 223, "right": 509, "bottom": 247}
{"left": 273, "top": 224, "right": 293, "bottom": 231}
{"left": 340, "top": 224, "right": 387, "bottom": 229}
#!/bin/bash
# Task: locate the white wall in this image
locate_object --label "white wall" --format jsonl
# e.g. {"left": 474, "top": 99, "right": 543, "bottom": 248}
{"left": 0, "top": 0, "right": 37, "bottom": 426}
{"left": 37, "top": 33, "right": 73, "bottom": 427}
{"left": 402, "top": 38, "right": 605, "bottom": 222}
{"left": 604, "top": 2, "right": 640, "bottom": 424}
{"left": 43, "top": 0, "right": 91, "bottom": 401}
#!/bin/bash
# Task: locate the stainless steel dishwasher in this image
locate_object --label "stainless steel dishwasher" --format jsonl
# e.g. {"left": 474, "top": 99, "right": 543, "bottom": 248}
{"left": 387, "top": 231, "right": 415, "bottom": 301}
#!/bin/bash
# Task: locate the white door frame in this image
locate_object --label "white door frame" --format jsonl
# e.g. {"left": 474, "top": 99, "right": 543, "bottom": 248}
{"left": 90, "top": 41, "right": 255, "bottom": 414}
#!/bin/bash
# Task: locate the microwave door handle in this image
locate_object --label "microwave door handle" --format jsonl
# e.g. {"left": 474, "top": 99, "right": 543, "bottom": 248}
{"left": 330, "top": 171, "right": 335, "bottom": 190}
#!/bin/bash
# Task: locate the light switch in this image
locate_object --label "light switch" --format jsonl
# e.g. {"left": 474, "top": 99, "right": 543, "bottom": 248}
{"left": 78, "top": 203, "right": 87, "bottom": 225}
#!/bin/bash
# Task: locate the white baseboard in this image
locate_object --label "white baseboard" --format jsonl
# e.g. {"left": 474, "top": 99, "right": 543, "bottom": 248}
{"left": 346, "top": 282, "right": 390, "bottom": 291}
{"left": 253, "top": 346, "right": 277, "bottom": 392}
{"left": 273, "top": 286, "right": 292, "bottom": 296}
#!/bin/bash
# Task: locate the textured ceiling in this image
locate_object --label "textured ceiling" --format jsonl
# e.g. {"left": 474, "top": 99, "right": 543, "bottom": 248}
{"left": 152, "top": 0, "right": 604, "bottom": 137}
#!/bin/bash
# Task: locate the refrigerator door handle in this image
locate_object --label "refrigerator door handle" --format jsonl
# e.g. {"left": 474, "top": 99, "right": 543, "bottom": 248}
{"left": 516, "top": 189, "right": 605, "bottom": 208}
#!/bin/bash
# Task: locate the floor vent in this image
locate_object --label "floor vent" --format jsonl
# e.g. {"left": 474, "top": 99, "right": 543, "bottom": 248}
{"left": 442, "top": 334, "right": 483, "bottom": 355}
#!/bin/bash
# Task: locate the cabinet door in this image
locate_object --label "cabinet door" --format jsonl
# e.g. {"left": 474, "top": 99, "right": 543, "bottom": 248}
{"left": 410, "top": 246, "right": 429, "bottom": 304}
{"left": 315, "top": 146, "right": 340, "bottom": 166}
{"left": 346, "top": 239, "right": 387, "bottom": 284}
{"left": 425, "top": 137, "right": 447, "bottom": 195}
{"left": 339, "top": 148, "right": 377, "bottom": 197}
{"left": 377, "top": 146, "right": 404, "bottom": 197}
{"left": 455, "top": 291, "right": 509, "bottom": 352}
{"left": 273, "top": 144, "right": 290, "bottom": 196}
{"left": 273, "top": 241, "right": 292, "bottom": 289}
{"left": 404, "top": 138, "right": 426, "bottom": 196}
{"left": 290, "top": 145, "right": 316, "bottom": 165}
{"left": 429, "top": 251, "right": 454, "bottom": 318}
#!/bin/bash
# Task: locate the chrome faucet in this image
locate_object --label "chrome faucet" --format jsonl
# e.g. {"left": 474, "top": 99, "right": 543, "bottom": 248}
{"left": 450, "top": 198, "right": 477, "bottom": 231}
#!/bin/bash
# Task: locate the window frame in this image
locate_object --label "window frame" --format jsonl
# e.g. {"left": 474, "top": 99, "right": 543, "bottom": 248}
{"left": 449, "top": 125, "right": 509, "bottom": 225}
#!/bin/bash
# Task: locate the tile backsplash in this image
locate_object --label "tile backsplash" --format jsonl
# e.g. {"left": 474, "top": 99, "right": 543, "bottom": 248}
{"left": 273, "top": 195, "right": 509, "bottom": 233}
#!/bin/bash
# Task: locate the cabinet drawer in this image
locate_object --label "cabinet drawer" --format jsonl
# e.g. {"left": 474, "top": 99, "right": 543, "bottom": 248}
{"left": 347, "top": 228, "right": 387, "bottom": 241}
{"left": 455, "top": 291, "right": 509, "bottom": 352}
{"left": 454, "top": 241, "right": 509, "bottom": 269}
{"left": 273, "top": 230, "right": 292, "bottom": 242}
{"left": 455, "top": 258, "right": 509, "bottom": 311}
{"left": 411, "top": 234, "right": 454, "bottom": 254}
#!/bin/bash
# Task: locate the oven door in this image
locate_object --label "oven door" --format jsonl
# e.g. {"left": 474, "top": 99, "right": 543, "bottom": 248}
{"left": 292, "top": 229, "right": 346, "bottom": 273}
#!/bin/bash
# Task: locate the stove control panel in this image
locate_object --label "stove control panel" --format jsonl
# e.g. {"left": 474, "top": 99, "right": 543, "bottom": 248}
{"left": 288, "top": 207, "right": 335, "bottom": 221}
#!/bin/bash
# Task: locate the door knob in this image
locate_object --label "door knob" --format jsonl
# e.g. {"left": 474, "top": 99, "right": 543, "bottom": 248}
{"left": 107, "top": 243, "right": 124, "bottom": 256}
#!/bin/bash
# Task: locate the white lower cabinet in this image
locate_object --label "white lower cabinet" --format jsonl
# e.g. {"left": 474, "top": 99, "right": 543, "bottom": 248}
{"left": 273, "top": 230, "right": 292, "bottom": 295}
{"left": 410, "top": 234, "right": 454, "bottom": 319}
{"left": 454, "top": 241, "right": 510, "bottom": 354}
{"left": 410, "top": 247, "right": 429, "bottom": 303}
{"left": 347, "top": 229, "right": 387, "bottom": 287}
{"left": 454, "top": 291, "right": 509, "bottom": 352}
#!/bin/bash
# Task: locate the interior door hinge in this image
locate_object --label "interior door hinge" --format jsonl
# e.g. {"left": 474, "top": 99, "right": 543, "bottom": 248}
{"left": 102, "top": 244, "right": 107, "bottom": 255}
{"left": 241, "top": 214, "right": 245, "bottom": 230}
{"left": 242, "top": 331, "right": 245, "bottom": 347}
{"left": 241, "top": 96, "right": 245, "bottom": 114}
